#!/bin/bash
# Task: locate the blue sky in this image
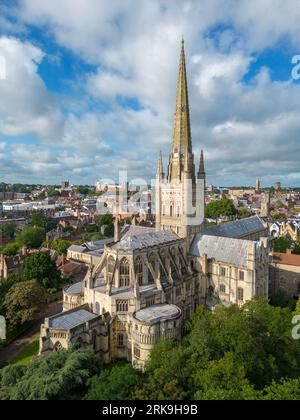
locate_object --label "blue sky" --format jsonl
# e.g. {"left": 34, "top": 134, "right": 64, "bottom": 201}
{"left": 1, "top": 0, "right": 300, "bottom": 186}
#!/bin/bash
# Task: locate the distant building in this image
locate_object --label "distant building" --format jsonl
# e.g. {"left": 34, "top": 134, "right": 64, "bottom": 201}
{"left": 255, "top": 179, "right": 261, "bottom": 193}
{"left": 61, "top": 181, "right": 70, "bottom": 190}
{"left": 274, "top": 182, "right": 281, "bottom": 191}
{"left": 270, "top": 251, "right": 300, "bottom": 298}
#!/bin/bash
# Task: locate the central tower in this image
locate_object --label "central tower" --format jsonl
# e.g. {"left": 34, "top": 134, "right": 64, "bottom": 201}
{"left": 156, "top": 40, "right": 205, "bottom": 242}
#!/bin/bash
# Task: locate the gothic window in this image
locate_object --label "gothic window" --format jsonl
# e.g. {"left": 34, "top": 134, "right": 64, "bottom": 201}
{"left": 176, "top": 206, "right": 180, "bottom": 217}
{"left": 239, "top": 271, "right": 245, "bottom": 281}
{"left": 220, "top": 267, "right": 226, "bottom": 277}
{"left": 120, "top": 258, "right": 130, "bottom": 287}
{"left": 107, "top": 256, "right": 115, "bottom": 283}
{"left": 163, "top": 205, "right": 166, "bottom": 216}
{"left": 220, "top": 284, "right": 226, "bottom": 294}
{"left": 54, "top": 342, "right": 63, "bottom": 352}
{"left": 95, "top": 301, "right": 100, "bottom": 315}
{"left": 134, "top": 346, "right": 141, "bottom": 359}
{"left": 146, "top": 296, "right": 155, "bottom": 307}
{"left": 170, "top": 206, "right": 173, "bottom": 217}
{"left": 135, "top": 257, "right": 143, "bottom": 285}
{"left": 116, "top": 300, "right": 128, "bottom": 312}
{"left": 117, "top": 333, "right": 124, "bottom": 347}
{"left": 237, "top": 287, "right": 244, "bottom": 302}
{"left": 148, "top": 255, "right": 155, "bottom": 284}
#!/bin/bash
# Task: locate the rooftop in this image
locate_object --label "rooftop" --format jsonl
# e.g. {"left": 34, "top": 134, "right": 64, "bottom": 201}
{"left": 134, "top": 304, "right": 181, "bottom": 325}
{"left": 64, "top": 281, "right": 84, "bottom": 295}
{"left": 112, "top": 230, "right": 180, "bottom": 251}
{"left": 49, "top": 309, "right": 98, "bottom": 330}
{"left": 272, "top": 252, "right": 300, "bottom": 267}
{"left": 204, "top": 216, "right": 265, "bottom": 239}
{"left": 190, "top": 234, "right": 255, "bottom": 267}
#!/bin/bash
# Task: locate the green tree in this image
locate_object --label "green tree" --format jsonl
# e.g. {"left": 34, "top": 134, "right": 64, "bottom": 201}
{"left": 259, "top": 378, "right": 300, "bottom": 400}
{"left": 4, "top": 280, "right": 47, "bottom": 326}
{"left": 16, "top": 226, "right": 45, "bottom": 249}
{"left": 238, "top": 209, "right": 252, "bottom": 219}
{"left": 0, "top": 274, "right": 21, "bottom": 316}
{"left": 84, "top": 363, "right": 140, "bottom": 400}
{"left": 273, "top": 237, "right": 290, "bottom": 253}
{"left": 1, "top": 243, "right": 19, "bottom": 256}
{"left": 0, "top": 223, "right": 15, "bottom": 240}
{"left": 270, "top": 288, "right": 294, "bottom": 309}
{"left": 31, "top": 213, "right": 57, "bottom": 232}
{"left": 194, "top": 353, "right": 257, "bottom": 400}
{"left": 205, "top": 198, "right": 237, "bottom": 219}
{"left": 295, "top": 296, "right": 300, "bottom": 316}
{"left": 21, "top": 252, "right": 61, "bottom": 290}
{"left": 51, "top": 238, "right": 71, "bottom": 255}
{"left": 0, "top": 348, "right": 101, "bottom": 400}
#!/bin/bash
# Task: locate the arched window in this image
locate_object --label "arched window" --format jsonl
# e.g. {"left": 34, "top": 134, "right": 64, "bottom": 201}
{"left": 116, "top": 300, "right": 128, "bottom": 312}
{"left": 117, "top": 333, "right": 124, "bottom": 347}
{"left": 135, "top": 257, "right": 143, "bottom": 285}
{"left": 54, "top": 342, "right": 63, "bottom": 352}
{"left": 95, "top": 301, "right": 100, "bottom": 314}
{"left": 237, "top": 287, "right": 244, "bottom": 302}
{"left": 107, "top": 256, "right": 115, "bottom": 283}
{"left": 119, "top": 258, "right": 130, "bottom": 287}
{"left": 170, "top": 206, "right": 173, "bottom": 217}
{"left": 148, "top": 255, "right": 155, "bottom": 284}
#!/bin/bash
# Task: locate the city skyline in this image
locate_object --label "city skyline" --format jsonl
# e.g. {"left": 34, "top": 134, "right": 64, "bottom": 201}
{"left": 0, "top": 1, "right": 300, "bottom": 186}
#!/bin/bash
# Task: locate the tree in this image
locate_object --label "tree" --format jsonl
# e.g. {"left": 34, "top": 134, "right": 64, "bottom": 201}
{"left": 194, "top": 353, "right": 257, "bottom": 400}
{"left": 238, "top": 209, "right": 252, "bottom": 219}
{"left": 4, "top": 280, "right": 47, "bottom": 326}
{"left": 273, "top": 237, "right": 290, "bottom": 253}
{"left": 270, "top": 288, "right": 294, "bottom": 309}
{"left": 0, "top": 274, "right": 21, "bottom": 316}
{"left": 0, "top": 223, "right": 15, "bottom": 240}
{"left": 0, "top": 348, "right": 101, "bottom": 400}
{"left": 1, "top": 243, "right": 19, "bottom": 256}
{"left": 31, "top": 213, "right": 57, "bottom": 232}
{"left": 98, "top": 214, "right": 114, "bottom": 238}
{"left": 259, "top": 378, "right": 300, "bottom": 400}
{"left": 16, "top": 226, "right": 45, "bottom": 249}
{"left": 205, "top": 198, "right": 237, "bottom": 219}
{"left": 295, "top": 296, "right": 300, "bottom": 316}
{"left": 21, "top": 252, "right": 61, "bottom": 290}
{"left": 84, "top": 363, "right": 140, "bottom": 400}
{"left": 51, "top": 238, "right": 71, "bottom": 255}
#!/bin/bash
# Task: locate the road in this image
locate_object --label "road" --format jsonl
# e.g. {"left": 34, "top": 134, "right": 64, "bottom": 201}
{"left": 0, "top": 301, "right": 63, "bottom": 367}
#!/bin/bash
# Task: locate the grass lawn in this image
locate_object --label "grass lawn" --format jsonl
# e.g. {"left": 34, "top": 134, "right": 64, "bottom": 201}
{"left": 10, "top": 339, "right": 39, "bottom": 366}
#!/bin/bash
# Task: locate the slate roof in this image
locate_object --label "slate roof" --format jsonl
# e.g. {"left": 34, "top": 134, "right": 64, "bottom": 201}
{"left": 120, "top": 225, "right": 156, "bottom": 240}
{"left": 49, "top": 309, "right": 98, "bottom": 330}
{"left": 190, "top": 234, "right": 252, "bottom": 267}
{"left": 112, "top": 230, "right": 180, "bottom": 251}
{"left": 204, "top": 216, "right": 265, "bottom": 239}
{"left": 134, "top": 304, "right": 181, "bottom": 324}
{"left": 64, "top": 281, "right": 83, "bottom": 295}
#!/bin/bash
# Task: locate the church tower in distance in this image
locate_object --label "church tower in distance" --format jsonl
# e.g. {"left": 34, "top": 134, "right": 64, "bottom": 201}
{"left": 156, "top": 39, "right": 205, "bottom": 242}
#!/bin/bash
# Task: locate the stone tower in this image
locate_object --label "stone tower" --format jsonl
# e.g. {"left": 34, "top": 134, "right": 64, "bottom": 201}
{"left": 156, "top": 40, "right": 205, "bottom": 241}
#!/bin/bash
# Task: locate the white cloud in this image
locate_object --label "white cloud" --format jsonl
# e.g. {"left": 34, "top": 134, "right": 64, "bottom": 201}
{"left": 1, "top": 1, "right": 300, "bottom": 185}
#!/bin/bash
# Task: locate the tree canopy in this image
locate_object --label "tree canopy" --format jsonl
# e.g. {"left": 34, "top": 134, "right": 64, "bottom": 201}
{"left": 51, "top": 238, "right": 71, "bottom": 255}
{"left": 4, "top": 280, "right": 46, "bottom": 326}
{"left": 15, "top": 226, "right": 45, "bottom": 249}
{"left": 205, "top": 198, "right": 237, "bottom": 219}
{"left": 21, "top": 252, "right": 62, "bottom": 290}
{"left": 0, "top": 349, "right": 101, "bottom": 400}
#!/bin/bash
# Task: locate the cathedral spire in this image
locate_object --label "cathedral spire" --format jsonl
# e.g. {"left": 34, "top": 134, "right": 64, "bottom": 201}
{"left": 156, "top": 150, "right": 164, "bottom": 179}
{"left": 168, "top": 39, "right": 194, "bottom": 182}
{"left": 198, "top": 150, "right": 205, "bottom": 179}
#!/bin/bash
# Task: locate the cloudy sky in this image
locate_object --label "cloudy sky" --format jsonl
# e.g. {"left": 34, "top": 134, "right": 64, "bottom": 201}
{"left": 0, "top": 0, "right": 300, "bottom": 187}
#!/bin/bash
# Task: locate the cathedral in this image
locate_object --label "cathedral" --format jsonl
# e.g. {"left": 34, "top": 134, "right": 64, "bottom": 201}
{"left": 39, "top": 41, "right": 269, "bottom": 369}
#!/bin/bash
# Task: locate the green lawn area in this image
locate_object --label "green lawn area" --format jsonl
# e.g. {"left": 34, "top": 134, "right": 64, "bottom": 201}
{"left": 10, "top": 339, "right": 39, "bottom": 366}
